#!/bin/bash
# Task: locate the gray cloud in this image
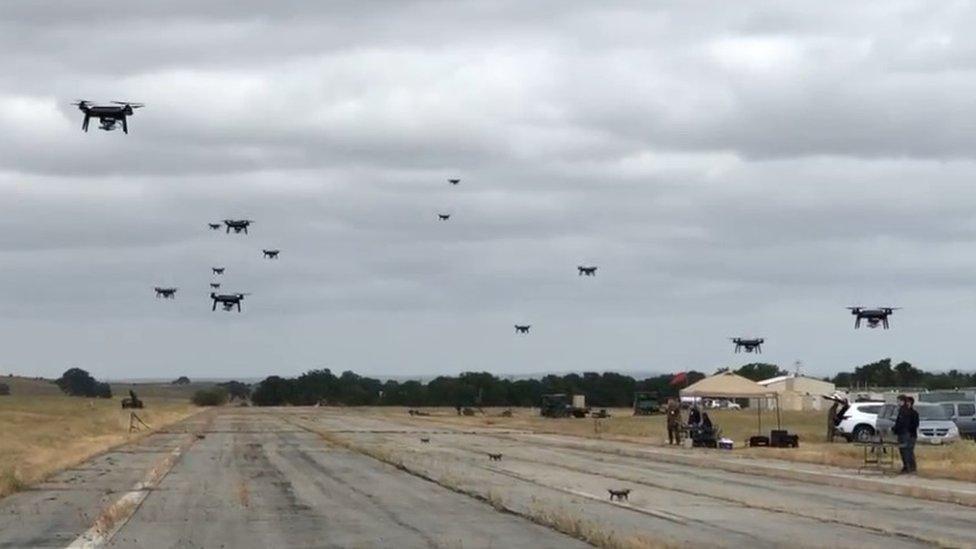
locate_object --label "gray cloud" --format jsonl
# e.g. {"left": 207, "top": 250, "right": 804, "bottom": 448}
{"left": 1, "top": 1, "right": 974, "bottom": 380}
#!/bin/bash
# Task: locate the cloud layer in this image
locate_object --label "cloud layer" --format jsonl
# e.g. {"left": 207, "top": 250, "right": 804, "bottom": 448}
{"left": 2, "top": 1, "right": 975, "bottom": 379}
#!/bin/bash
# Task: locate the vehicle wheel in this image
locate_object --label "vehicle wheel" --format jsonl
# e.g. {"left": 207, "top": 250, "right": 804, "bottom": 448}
{"left": 852, "top": 424, "right": 875, "bottom": 442}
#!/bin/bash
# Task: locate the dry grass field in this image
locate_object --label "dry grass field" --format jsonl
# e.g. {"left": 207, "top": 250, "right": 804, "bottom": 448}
{"left": 371, "top": 406, "right": 976, "bottom": 482}
{"left": 0, "top": 377, "right": 198, "bottom": 498}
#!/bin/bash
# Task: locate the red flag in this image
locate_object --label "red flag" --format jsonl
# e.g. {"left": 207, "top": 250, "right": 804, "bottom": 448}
{"left": 669, "top": 372, "right": 687, "bottom": 386}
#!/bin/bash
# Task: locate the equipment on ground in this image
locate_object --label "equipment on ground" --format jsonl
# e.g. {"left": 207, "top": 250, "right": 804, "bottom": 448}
{"left": 540, "top": 393, "right": 589, "bottom": 418}
{"left": 73, "top": 100, "right": 143, "bottom": 133}
{"left": 633, "top": 391, "right": 661, "bottom": 415}
{"left": 847, "top": 306, "right": 899, "bottom": 329}
{"left": 121, "top": 390, "right": 143, "bottom": 409}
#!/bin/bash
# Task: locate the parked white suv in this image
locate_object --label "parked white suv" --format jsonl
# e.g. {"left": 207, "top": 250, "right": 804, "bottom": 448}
{"left": 876, "top": 403, "right": 961, "bottom": 444}
{"left": 836, "top": 401, "right": 884, "bottom": 442}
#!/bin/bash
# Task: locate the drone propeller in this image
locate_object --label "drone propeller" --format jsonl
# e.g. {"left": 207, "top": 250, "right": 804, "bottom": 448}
{"left": 72, "top": 99, "right": 91, "bottom": 105}
{"left": 112, "top": 101, "right": 144, "bottom": 108}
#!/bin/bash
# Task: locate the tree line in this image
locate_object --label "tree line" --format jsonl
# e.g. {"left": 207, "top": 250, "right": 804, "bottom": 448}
{"left": 830, "top": 358, "right": 976, "bottom": 390}
{"left": 250, "top": 369, "right": 714, "bottom": 407}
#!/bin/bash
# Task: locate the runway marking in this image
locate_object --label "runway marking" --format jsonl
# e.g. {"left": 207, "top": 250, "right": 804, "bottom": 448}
{"left": 65, "top": 439, "right": 194, "bottom": 548}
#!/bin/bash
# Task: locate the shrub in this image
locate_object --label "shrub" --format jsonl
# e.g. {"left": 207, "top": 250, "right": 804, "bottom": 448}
{"left": 0, "top": 383, "right": 9, "bottom": 396}
{"left": 55, "top": 368, "right": 111, "bottom": 398}
{"left": 191, "top": 387, "right": 228, "bottom": 406}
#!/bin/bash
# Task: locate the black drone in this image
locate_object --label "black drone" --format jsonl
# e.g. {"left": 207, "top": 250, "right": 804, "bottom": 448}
{"left": 208, "top": 223, "right": 221, "bottom": 230}
{"left": 210, "top": 283, "right": 221, "bottom": 289}
{"left": 212, "top": 267, "right": 225, "bottom": 275}
{"left": 514, "top": 325, "right": 531, "bottom": 334}
{"left": 211, "top": 292, "right": 249, "bottom": 312}
{"left": 223, "top": 219, "right": 253, "bottom": 234}
{"left": 731, "top": 337, "right": 764, "bottom": 353}
{"left": 262, "top": 249, "right": 280, "bottom": 259}
{"left": 449, "top": 178, "right": 460, "bottom": 185}
{"left": 153, "top": 287, "right": 177, "bottom": 299}
{"left": 578, "top": 266, "right": 598, "bottom": 276}
{"left": 73, "top": 100, "right": 143, "bottom": 133}
{"left": 848, "top": 307, "right": 899, "bottom": 329}
{"left": 438, "top": 214, "right": 451, "bottom": 221}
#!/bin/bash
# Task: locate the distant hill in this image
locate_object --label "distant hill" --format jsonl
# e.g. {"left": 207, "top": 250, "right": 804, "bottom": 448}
{"left": 0, "top": 375, "right": 63, "bottom": 396}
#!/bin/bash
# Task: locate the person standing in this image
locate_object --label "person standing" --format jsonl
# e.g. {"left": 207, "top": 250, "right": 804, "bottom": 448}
{"left": 666, "top": 398, "right": 682, "bottom": 445}
{"left": 893, "top": 395, "right": 920, "bottom": 474}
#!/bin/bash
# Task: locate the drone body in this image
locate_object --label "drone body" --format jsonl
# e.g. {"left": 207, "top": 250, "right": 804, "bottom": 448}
{"left": 514, "top": 325, "right": 531, "bottom": 334}
{"left": 210, "top": 283, "right": 221, "bottom": 289}
{"left": 211, "top": 292, "right": 248, "bottom": 312}
{"left": 208, "top": 223, "right": 221, "bottom": 230}
{"left": 223, "top": 219, "right": 252, "bottom": 234}
{"left": 578, "top": 266, "right": 598, "bottom": 276}
{"left": 262, "top": 249, "right": 280, "bottom": 259}
{"left": 731, "top": 337, "right": 764, "bottom": 353}
{"left": 73, "top": 100, "right": 143, "bottom": 134}
{"left": 212, "top": 267, "right": 225, "bottom": 275}
{"left": 153, "top": 287, "right": 177, "bottom": 299}
{"left": 848, "top": 307, "right": 899, "bottom": 329}
{"left": 437, "top": 214, "right": 451, "bottom": 221}
{"left": 448, "top": 178, "right": 460, "bottom": 185}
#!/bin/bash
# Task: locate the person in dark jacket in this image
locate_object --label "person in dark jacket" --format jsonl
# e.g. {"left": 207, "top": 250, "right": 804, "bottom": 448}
{"left": 688, "top": 406, "right": 702, "bottom": 427}
{"left": 892, "top": 395, "right": 920, "bottom": 474}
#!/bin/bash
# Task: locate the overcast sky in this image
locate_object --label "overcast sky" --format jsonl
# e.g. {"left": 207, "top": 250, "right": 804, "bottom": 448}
{"left": 2, "top": 1, "right": 976, "bottom": 380}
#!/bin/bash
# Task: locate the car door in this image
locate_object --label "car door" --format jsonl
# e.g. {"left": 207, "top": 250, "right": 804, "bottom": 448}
{"left": 955, "top": 403, "right": 976, "bottom": 439}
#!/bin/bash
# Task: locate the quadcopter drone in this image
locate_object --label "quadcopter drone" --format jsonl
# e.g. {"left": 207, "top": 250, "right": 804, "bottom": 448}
{"left": 848, "top": 307, "right": 899, "bottom": 329}
{"left": 211, "top": 292, "right": 249, "bottom": 312}
{"left": 73, "top": 100, "right": 143, "bottom": 133}
{"left": 262, "top": 249, "right": 280, "bottom": 259}
{"left": 153, "top": 287, "right": 177, "bottom": 299}
{"left": 448, "top": 178, "right": 460, "bottom": 185}
{"left": 577, "top": 266, "right": 598, "bottom": 276}
{"left": 731, "top": 337, "right": 764, "bottom": 353}
{"left": 223, "top": 219, "right": 253, "bottom": 234}
{"left": 208, "top": 223, "right": 221, "bottom": 230}
{"left": 212, "top": 267, "right": 225, "bottom": 275}
{"left": 514, "top": 325, "right": 531, "bottom": 334}
{"left": 210, "top": 283, "right": 221, "bottom": 289}
{"left": 437, "top": 214, "right": 451, "bottom": 221}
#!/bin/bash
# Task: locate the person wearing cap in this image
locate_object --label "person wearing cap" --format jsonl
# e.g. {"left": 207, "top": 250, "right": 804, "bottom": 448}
{"left": 893, "top": 394, "right": 920, "bottom": 474}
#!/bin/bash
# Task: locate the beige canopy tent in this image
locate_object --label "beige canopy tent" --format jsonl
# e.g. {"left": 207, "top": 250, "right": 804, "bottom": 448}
{"left": 680, "top": 371, "right": 781, "bottom": 433}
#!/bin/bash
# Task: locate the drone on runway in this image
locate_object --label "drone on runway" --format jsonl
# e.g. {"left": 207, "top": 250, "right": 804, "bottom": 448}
{"left": 212, "top": 267, "right": 225, "bottom": 275}
{"left": 848, "top": 307, "right": 899, "bottom": 329}
{"left": 223, "top": 219, "right": 253, "bottom": 234}
{"left": 73, "top": 100, "right": 143, "bottom": 133}
{"left": 153, "top": 287, "right": 177, "bottom": 299}
{"left": 731, "top": 337, "right": 764, "bottom": 353}
{"left": 577, "top": 266, "right": 598, "bottom": 276}
{"left": 262, "top": 249, "right": 280, "bottom": 259}
{"left": 514, "top": 325, "right": 531, "bottom": 334}
{"left": 211, "top": 292, "right": 249, "bottom": 312}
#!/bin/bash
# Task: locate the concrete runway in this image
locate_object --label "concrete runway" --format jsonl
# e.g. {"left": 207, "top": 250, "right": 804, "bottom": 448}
{"left": 1, "top": 408, "right": 974, "bottom": 548}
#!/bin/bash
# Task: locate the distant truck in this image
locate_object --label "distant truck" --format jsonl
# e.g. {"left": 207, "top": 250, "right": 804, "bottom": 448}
{"left": 540, "top": 393, "right": 589, "bottom": 418}
{"left": 633, "top": 391, "right": 661, "bottom": 415}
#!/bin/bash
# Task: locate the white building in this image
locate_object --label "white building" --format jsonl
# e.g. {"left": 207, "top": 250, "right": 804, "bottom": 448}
{"left": 756, "top": 374, "right": 836, "bottom": 411}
